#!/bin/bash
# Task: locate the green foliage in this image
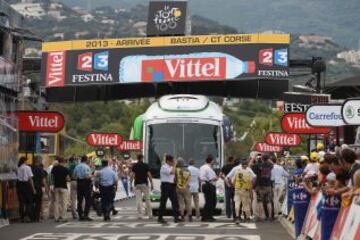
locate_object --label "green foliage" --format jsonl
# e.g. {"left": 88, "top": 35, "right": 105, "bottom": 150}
{"left": 50, "top": 99, "right": 151, "bottom": 155}
{"left": 224, "top": 99, "right": 307, "bottom": 158}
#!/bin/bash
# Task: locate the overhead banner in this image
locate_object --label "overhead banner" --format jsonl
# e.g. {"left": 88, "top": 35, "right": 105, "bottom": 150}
{"left": 341, "top": 99, "right": 360, "bottom": 125}
{"left": 147, "top": 1, "right": 188, "bottom": 36}
{"left": 281, "top": 113, "right": 331, "bottom": 134}
{"left": 305, "top": 104, "right": 345, "bottom": 127}
{"left": 41, "top": 34, "right": 290, "bottom": 88}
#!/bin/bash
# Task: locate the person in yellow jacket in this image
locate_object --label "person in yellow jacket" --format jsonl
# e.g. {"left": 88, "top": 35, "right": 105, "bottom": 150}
{"left": 175, "top": 158, "right": 192, "bottom": 221}
{"left": 232, "top": 158, "right": 255, "bottom": 224}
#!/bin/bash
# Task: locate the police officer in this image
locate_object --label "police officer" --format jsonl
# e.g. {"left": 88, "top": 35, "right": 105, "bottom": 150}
{"left": 73, "top": 155, "right": 93, "bottom": 221}
{"left": 199, "top": 155, "right": 218, "bottom": 222}
{"left": 95, "top": 159, "right": 118, "bottom": 221}
{"left": 158, "top": 155, "right": 182, "bottom": 224}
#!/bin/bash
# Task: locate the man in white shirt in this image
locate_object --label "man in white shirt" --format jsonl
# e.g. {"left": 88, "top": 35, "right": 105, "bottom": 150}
{"left": 158, "top": 155, "right": 181, "bottom": 224}
{"left": 17, "top": 157, "right": 36, "bottom": 222}
{"left": 188, "top": 159, "right": 200, "bottom": 219}
{"left": 199, "top": 155, "right": 218, "bottom": 222}
{"left": 271, "top": 157, "right": 289, "bottom": 216}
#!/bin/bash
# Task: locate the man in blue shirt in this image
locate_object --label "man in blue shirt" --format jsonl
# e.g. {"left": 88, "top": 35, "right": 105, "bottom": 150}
{"left": 95, "top": 159, "right": 118, "bottom": 221}
{"left": 73, "top": 155, "right": 93, "bottom": 221}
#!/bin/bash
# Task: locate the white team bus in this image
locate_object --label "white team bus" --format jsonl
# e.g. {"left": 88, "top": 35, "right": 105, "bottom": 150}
{"left": 133, "top": 94, "right": 229, "bottom": 214}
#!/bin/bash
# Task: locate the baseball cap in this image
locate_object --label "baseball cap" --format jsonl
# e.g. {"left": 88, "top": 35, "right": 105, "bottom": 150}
{"left": 310, "top": 152, "right": 320, "bottom": 162}
{"left": 317, "top": 143, "right": 325, "bottom": 151}
{"left": 301, "top": 155, "right": 309, "bottom": 161}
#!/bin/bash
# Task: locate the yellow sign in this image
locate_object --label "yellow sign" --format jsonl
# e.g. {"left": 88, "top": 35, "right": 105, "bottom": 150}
{"left": 42, "top": 34, "right": 290, "bottom": 52}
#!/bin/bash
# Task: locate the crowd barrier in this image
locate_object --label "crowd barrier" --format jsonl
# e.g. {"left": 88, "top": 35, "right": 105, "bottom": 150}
{"left": 0, "top": 174, "right": 19, "bottom": 225}
{"left": 283, "top": 179, "right": 360, "bottom": 240}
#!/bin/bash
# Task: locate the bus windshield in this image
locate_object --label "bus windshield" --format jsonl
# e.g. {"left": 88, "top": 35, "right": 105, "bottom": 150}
{"left": 146, "top": 123, "right": 221, "bottom": 177}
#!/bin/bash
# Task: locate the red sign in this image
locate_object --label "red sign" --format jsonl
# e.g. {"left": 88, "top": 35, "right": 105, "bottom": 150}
{"left": 117, "top": 140, "right": 143, "bottom": 151}
{"left": 86, "top": 132, "right": 123, "bottom": 146}
{"left": 17, "top": 111, "right": 64, "bottom": 133}
{"left": 141, "top": 57, "right": 227, "bottom": 82}
{"left": 281, "top": 113, "right": 331, "bottom": 134}
{"left": 255, "top": 142, "right": 283, "bottom": 153}
{"left": 265, "top": 132, "right": 302, "bottom": 147}
{"left": 46, "top": 51, "right": 66, "bottom": 87}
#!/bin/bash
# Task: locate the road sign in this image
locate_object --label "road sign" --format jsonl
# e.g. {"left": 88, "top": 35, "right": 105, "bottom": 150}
{"left": 341, "top": 99, "right": 360, "bottom": 125}
{"left": 117, "top": 140, "right": 143, "bottom": 151}
{"left": 305, "top": 104, "right": 345, "bottom": 127}
{"left": 86, "top": 132, "right": 123, "bottom": 146}
{"left": 255, "top": 142, "right": 283, "bottom": 153}
{"left": 16, "top": 111, "right": 64, "bottom": 133}
{"left": 265, "top": 132, "right": 301, "bottom": 146}
{"left": 281, "top": 113, "right": 331, "bottom": 134}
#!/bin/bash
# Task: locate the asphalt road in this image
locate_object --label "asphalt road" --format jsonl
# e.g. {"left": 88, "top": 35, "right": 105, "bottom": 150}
{"left": 0, "top": 199, "right": 292, "bottom": 240}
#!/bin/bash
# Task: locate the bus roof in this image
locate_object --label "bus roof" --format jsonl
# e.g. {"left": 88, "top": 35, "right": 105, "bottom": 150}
{"left": 143, "top": 95, "right": 223, "bottom": 122}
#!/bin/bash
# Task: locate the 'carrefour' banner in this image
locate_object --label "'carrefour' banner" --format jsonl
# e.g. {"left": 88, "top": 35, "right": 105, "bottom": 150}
{"left": 41, "top": 34, "right": 289, "bottom": 88}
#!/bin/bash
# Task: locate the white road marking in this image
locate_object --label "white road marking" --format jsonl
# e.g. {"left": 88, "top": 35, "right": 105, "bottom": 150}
{"left": 56, "top": 221, "right": 257, "bottom": 229}
{"left": 20, "top": 233, "right": 261, "bottom": 240}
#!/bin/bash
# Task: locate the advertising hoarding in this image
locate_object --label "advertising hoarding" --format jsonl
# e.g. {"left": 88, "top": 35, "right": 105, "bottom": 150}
{"left": 255, "top": 142, "right": 283, "bottom": 153}
{"left": 41, "top": 34, "right": 290, "bottom": 88}
{"left": 16, "top": 111, "right": 64, "bottom": 133}
{"left": 281, "top": 113, "right": 331, "bottom": 134}
{"left": 341, "top": 99, "right": 360, "bottom": 125}
{"left": 147, "top": 1, "right": 188, "bottom": 36}
{"left": 282, "top": 92, "right": 330, "bottom": 114}
{"left": 86, "top": 132, "right": 123, "bottom": 147}
{"left": 117, "top": 140, "right": 143, "bottom": 151}
{"left": 305, "top": 104, "right": 345, "bottom": 127}
{"left": 265, "top": 132, "right": 302, "bottom": 147}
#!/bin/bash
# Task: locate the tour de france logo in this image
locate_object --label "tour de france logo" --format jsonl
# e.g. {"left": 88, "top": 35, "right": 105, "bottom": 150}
{"left": 345, "top": 105, "right": 355, "bottom": 119}
{"left": 153, "top": 5, "right": 182, "bottom": 32}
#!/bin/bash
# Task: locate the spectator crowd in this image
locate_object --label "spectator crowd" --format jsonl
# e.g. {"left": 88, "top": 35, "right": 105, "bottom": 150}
{"left": 13, "top": 142, "right": 360, "bottom": 239}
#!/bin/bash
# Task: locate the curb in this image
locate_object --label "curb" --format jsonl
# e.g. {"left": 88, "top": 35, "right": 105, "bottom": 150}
{"left": 279, "top": 216, "right": 295, "bottom": 239}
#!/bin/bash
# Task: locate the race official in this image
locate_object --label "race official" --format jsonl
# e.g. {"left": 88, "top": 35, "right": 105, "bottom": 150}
{"left": 199, "top": 155, "right": 218, "bottom": 222}
{"left": 73, "top": 155, "right": 93, "bottom": 221}
{"left": 158, "top": 155, "right": 181, "bottom": 224}
{"left": 95, "top": 160, "right": 118, "bottom": 221}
